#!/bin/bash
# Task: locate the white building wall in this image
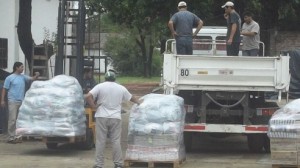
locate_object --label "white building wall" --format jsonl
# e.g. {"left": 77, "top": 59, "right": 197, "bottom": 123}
{"left": 0, "top": 0, "right": 21, "bottom": 73}
{"left": 0, "top": 0, "right": 58, "bottom": 73}
{"left": 32, "top": 0, "right": 59, "bottom": 45}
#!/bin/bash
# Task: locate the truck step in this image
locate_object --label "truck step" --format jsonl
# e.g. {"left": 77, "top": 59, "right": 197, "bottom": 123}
{"left": 272, "top": 165, "right": 300, "bottom": 168}
{"left": 124, "top": 158, "right": 185, "bottom": 168}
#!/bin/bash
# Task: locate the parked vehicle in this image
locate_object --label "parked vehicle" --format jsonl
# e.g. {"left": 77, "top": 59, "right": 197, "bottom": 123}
{"left": 163, "top": 26, "right": 290, "bottom": 152}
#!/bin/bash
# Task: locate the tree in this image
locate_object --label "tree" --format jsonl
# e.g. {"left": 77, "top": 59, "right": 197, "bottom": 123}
{"left": 87, "top": 0, "right": 177, "bottom": 77}
{"left": 87, "top": 0, "right": 219, "bottom": 77}
{"left": 17, "top": 0, "right": 34, "bottom": 70}
{"left": 16, "top": 0, "right": 300, "bottom": 74}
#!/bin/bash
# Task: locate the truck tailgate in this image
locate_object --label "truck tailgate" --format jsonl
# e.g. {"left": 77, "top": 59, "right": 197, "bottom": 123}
{"left": 163, "top": 55, "right": 290, "bottom": 92}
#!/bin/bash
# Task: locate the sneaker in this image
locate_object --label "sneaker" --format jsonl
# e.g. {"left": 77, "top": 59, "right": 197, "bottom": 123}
{"left": 14, "top": 137, "right": 22, "bottom": 143}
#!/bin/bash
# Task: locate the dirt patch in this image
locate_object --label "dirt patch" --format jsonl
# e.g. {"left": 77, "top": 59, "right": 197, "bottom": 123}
{"left": 123, "top": 83, "right": 161, "bottom": 96}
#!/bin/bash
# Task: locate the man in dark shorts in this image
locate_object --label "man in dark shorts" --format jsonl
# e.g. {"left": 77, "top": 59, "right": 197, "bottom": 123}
{"left": 222, "top": 1, "right": 241, "bottom": 56}
{"left": 168, "top": 1, "right": 203, "bottom": 55}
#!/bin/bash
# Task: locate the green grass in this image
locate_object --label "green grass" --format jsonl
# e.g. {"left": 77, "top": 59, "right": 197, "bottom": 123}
{"left": 94, "top": 75, "right": 161, "bottom": 85}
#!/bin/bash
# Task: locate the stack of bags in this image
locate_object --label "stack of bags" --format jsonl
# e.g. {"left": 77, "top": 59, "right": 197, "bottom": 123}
{"left": 268, "top": 99, "right": 300, "bottom": 166}
{"left": 16, "top": 75, "right": 86, "bottom": 137}
{"left": 126, "top": 94, "right": 186, "bottom": 161}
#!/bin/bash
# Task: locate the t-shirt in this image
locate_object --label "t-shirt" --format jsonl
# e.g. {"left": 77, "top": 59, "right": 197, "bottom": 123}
{"left": 89, "top": 81, "right": 132, "bottom": 120}
{"left": 170, "top": 10, "right": 201, "bottom": 37}
{"left": 241, "top": 20, "right": 260, "bottom": 50}
{"left": 3, "top": 73, "right": 30, "bottom": 102}
{"left": 227, "top": 11, "right": 241, "bottom": 42}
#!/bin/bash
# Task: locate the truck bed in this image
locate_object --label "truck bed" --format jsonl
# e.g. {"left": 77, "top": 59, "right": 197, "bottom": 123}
{"left": 163, "top": 55, "right": 290, "bottom": 92}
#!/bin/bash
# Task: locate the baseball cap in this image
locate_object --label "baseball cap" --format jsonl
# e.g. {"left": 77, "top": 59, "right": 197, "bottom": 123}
{"left": 178, "top": 1, "right": 187, "bottom": 7}
{"left": 221, "top": 1, "right": 234, "bottom": 8}
{"left": 105, "top": 71, "right": 116, "bottom": 81}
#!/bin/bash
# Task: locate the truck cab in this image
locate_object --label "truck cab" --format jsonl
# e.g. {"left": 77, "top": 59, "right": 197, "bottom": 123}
{"left": 193, "top": 26, "right": 228, "bottom": 56}
{"left": 168, "top": 26, "right": 236, "bottom": 56}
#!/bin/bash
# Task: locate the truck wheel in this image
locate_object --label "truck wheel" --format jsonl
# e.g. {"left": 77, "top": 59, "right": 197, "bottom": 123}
{"left": 263, "top": 134, "right": 270, "bottom": 153}
{"left": 247, "top": 134, "right": 264, "bottom": 153}
{"left": 78, "top": 128, "right": 94, "bottom": 150}
{"left": 184, "top": 132, "right": 193, "bottom": 152}
{"left": 46, "top": 143, "right": 58, "bottom": 149}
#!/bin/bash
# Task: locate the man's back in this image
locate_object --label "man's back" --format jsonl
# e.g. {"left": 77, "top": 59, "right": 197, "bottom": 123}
{"left": 90, "top": 81, "right": 131, "bottom": 119}
{"left": 171, "top": 11, "right": 200, "bottom": 36}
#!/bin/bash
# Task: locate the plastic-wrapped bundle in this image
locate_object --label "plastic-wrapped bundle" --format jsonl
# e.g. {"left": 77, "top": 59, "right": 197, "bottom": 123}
{"left": 268, "top": 99, "right": 300, "bottom": 138}
{"left": 126, "top": 145, "right": 186, "bottom": 162}
{"left": 126, "top": 94, "right": 186, "bottom": 161}
{"left": 128, "top": 94, "right": 185, "bottom": 135}
{"left": 16, "top": 75, "right": 86, "bottom": 137}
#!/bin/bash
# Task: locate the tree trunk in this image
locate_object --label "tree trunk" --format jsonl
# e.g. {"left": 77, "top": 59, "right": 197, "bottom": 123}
{"left": 17, "top": 0, "right": 33, "bottom": 70}
{"left": 136, "top": 28, "right": 149, "bottom": 77}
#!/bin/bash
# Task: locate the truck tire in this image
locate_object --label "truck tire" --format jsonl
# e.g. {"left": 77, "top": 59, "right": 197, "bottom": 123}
{"left": 46, "top": 143, "right": 58, "bottom": 149}
{"left": 184, "top": 132, "right": 193, "bottom": 152}
{"left": 78, "top": 128, "right": 94, "bottom": 150}
{"left": 263, "top": 134, "right": 270, "bottom": 153}
{"left": 247, "top": 134, "right": 264, "bottom": 153}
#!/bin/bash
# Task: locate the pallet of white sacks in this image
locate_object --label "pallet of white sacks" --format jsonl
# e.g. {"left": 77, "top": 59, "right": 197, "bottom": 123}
{"left": 124, "top": 158, "right": 185, "bottom": 168}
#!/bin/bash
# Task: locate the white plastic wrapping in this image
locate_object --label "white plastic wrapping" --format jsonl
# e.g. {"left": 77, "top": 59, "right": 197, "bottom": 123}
{"left": 16, "top": 75, "right": 86, "bottom": 137}
{"left": 268, "top": 99, "right": 300, "bottom": 138}
{"left": 126, "top": 94, "right": 186, "bottom": 161}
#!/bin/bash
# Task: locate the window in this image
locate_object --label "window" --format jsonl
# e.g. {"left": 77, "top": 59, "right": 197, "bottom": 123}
{"left": 0, "top": 38, "right": 8, "bottom": 69}
{"left": 216, "top": 36, "right": 226, "bottom": 50}
{"left": 193, "top": 36, "right": 212, "bottom": 50}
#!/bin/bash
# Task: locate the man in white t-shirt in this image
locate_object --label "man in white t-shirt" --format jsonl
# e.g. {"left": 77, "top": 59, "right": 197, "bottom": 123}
{"left": 85, "top": 70, "right": 140, "bottom": 168}
{"left": 241, "top": 11, "right": 260, "bottom": 56}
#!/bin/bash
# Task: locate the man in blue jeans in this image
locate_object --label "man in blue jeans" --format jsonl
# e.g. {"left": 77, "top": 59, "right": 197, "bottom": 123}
{"left": 168, "top": 1, "right": 203, "bottom": 55}
{"left": 1, "top": 62, "right": 39, "bottom": 143}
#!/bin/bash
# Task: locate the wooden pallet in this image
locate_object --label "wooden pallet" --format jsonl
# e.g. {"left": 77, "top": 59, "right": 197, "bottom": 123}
{"left": 272, "top": 165, "right": 300, "bottom": 168}
{"left": 124, "top": 158, "right": 185, "bottom": 168}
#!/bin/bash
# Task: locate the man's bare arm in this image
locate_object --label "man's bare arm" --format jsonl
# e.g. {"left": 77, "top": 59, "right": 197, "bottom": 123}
{"left": 193, "top": 20, "right": 204, "bottom": 37}
{"left": 168, "top": 20, "right": 177, "bottom": 38}
{"left": 241, "top": 31, "right": 257, "bottom": 36}
{"left": 130, "top": 96, "right": 141, "bottom": 105}
{"left": 30, "top": 72, "right": 40, "bottom": 81}
{"left": 85, "top": 93, "right": 97, "bottom": 109}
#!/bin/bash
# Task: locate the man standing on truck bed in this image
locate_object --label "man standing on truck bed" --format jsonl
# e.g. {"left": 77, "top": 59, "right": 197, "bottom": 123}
{"left": 222, "top": 1, "right": 241, "bottom": 56}
{"left": 168, "top": 1, "right": 203, "bottom": 55}
{"left": 241, "top": 11, "right": 260, "bottom": 56}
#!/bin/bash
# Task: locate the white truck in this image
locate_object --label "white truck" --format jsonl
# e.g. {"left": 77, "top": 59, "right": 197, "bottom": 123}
{"left": 163, "top": 26, "right": 290, "bottom": 152}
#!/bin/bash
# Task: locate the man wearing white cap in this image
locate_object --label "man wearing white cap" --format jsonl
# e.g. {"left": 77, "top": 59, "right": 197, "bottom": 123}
{"left": 222, "top": 1, "right": 241, "bottom": 56}
{"left": 168, "top": 1, "right": 203, "bottom": 55}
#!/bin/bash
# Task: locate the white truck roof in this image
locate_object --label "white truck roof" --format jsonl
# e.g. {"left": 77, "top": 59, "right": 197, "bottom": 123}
{"left": 194, "top": 26, "right": 227, "bottom": 35}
